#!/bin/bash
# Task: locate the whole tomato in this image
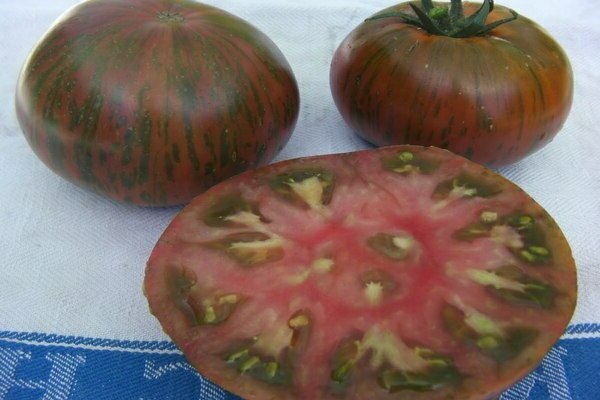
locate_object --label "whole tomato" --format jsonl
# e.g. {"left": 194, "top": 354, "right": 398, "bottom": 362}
{"left": 330, "top": 0, "right": 573, "bottom": 166}
{"left": 16, "top": 0, "right": 299, "bottom": 206}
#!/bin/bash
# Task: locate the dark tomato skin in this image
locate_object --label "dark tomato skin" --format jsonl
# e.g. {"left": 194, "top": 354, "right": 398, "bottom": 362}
{"left": 330, "top": 2, "right": 573, "bottom": 167}
{"left": 15, "top": 0, "right": 299, "bottom": 206}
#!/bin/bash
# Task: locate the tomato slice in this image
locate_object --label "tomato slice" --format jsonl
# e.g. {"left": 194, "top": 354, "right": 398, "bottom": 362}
{"left": 144, "top": 145, "right": 576, "bottom": 400}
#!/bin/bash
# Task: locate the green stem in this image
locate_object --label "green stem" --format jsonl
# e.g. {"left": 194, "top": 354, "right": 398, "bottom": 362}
{"left": 421, "top": 0, "right": 435, "bottom": 13}
{"left": 449, "top": 0, "right": 463, "bottom": 22}
{"left": 366, "top": 0, "right": 518, "bottom": 38}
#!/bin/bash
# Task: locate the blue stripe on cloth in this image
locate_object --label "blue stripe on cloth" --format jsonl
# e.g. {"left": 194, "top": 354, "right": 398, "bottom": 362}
{"left": 0, "top": 324, "right": 598, "bottom": 399}
{"left": 564, "top": 323, "right": 600, "bottom": 335}
{"left": 0, "top": 331, "right": 179, "bottom": 353}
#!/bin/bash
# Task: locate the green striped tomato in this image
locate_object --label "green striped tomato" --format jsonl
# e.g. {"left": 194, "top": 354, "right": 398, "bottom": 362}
{"left": 330, "top": 1, "right": 573, "bottom": 167}
{"left": 16, "top": 0, "right": 299, "bottom": 206}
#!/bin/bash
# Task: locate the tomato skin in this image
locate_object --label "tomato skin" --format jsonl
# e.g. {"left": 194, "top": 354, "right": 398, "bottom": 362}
{"left": 330, "top": 2, "right": 573, "bottom": 166}
{"left": 15, "top": 0, "right": 299, "bottom": 206}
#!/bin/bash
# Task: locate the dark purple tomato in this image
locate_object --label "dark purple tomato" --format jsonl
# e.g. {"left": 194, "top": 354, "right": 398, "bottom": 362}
{"left": 330, "top": 1, "right": 573, "bottom": 166}
{"left": 16, "top": 0, "right": 299, "bottom": 206}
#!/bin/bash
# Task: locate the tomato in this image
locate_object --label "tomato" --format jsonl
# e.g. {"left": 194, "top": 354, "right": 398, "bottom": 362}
{"left": 15, "top": 0, "right": 299, "bottom": 206}
{"left": 144, "top": 145, "right": 576, "bottom": 399}
{"left": 330, "top": 0, "right": 573, "bottom": 166}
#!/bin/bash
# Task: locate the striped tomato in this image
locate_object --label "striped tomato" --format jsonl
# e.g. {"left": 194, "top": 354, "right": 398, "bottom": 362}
{"left": 330, "top": 0, "right": 573, "bottom": 166}
{"left": 16, "top": 0, "right": 299, "bottom": 206}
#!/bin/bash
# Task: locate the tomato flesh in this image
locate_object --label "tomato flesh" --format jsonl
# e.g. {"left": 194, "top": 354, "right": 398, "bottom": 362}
{"left": 145, "top": 145, "right": 576, "bottom": 399}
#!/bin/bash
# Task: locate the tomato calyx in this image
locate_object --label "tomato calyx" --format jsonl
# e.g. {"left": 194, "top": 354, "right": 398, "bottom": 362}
{"left": 367, "top": 0, "right": 518, "bottom": 38}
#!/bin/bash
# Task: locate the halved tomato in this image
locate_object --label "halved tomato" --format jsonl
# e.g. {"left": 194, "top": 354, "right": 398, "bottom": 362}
{"left": 144, "top": 145, "right": 576, "bottom": 399}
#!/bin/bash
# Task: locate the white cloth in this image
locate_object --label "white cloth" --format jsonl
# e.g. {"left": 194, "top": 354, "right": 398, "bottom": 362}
{"left": 0, "top": 1, "right": 598, "bottom": 399}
